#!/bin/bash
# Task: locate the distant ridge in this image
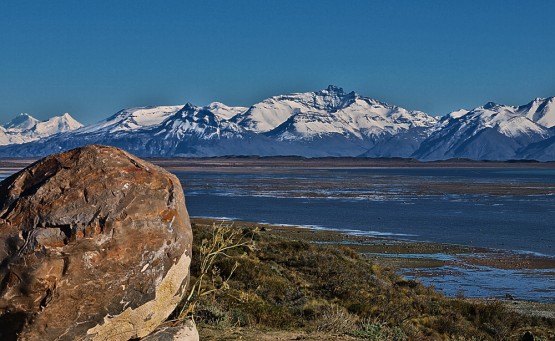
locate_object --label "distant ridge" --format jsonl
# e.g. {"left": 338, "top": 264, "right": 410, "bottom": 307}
{"left": 1, "top": 86, "right": 554, "bottom": 161}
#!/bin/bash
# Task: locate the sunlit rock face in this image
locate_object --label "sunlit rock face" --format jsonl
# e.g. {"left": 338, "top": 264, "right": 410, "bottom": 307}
{"left": 0, "top": 144, "right": 194, "bottom": 340}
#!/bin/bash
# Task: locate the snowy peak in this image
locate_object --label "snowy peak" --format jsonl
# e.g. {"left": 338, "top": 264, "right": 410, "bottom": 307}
{"left": 232, "top": 85, "right": 435, "bottom": 135}
{"left": 2, "top": 112, "right": 83, "bottom": 135}
{"left": 414, "top": 98, "right": 554, "bottom": 160}
{"left": 482, "top": 102, "right": 501, "bottom": 110}
{"left": 79, "top": 105, "right": 183, "bottom": 134}
{"left": 265, "top": 88, "right": 437, "bottom": 141}
{"left": 205, "top": 102, "right": 247, "bottom": 120}
{"left": 324, "top": 84, "right": 344, "bottom": 94}
{"left": 176, "top": 103, "right": 220, "bottom": 128}
{"left": 0, "top": 112, "right": 83, "bottom": 146}
{"left": 445, "top": 102, "right": 550, "bottom": 139}
{"left": 459, "top": 97, "right": 555, "bottom": 129}
{"left": 311, "top": 85, "right": 357, "bottom": 111}
{"left": 448, "top": 109, "right": 469, "bottom": 119}
{"left": 518, "top": 96, "right": 555, "bottom": 128}
{"left": 75, "top": 102, "right": 246, "bottom": 138}
{"left": 35, "top": 113, "right": 83, "bottom": 135}
{"left": 4, "top": 113, "right": 40, "bottom": 130}
{"left": 154, "top": 103, "right": 244, "bottom": 140}
{"left": 231, "top": 85, "right": 354, "bottom": 132}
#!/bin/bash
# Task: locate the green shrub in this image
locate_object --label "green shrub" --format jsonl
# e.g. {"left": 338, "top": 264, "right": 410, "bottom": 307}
{"left": 177, "top": 219, "right": 555, "bottom": 340}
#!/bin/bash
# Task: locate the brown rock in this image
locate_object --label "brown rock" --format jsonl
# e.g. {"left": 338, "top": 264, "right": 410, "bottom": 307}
{"left": 0, "top": 145, "right": 194, "bottom": 340}
{"left": 142, "top": 320, "right": 199, "bottom": 340}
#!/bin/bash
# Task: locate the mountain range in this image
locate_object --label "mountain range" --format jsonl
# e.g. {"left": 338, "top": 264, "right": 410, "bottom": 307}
{"left": 1, "top": 85, "right": 554, "bottom": 161}
{"left": 0, "top": 113, "right": 82, "bottom": 146}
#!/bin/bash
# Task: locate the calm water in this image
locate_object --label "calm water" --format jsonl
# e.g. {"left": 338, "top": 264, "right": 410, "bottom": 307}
{"left": 177, "top": 168, "right": 555, "bottom": 256}
{"left": 177, "top": 167, "right": 555, "bottom": 301}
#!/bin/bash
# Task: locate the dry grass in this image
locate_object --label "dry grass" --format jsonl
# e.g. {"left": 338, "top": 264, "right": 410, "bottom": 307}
{"left": 173, "top": 220, "right": 555, "bottom": 340}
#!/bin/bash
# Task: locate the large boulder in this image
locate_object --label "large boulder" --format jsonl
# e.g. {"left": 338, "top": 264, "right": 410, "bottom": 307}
{"left": 0, "top": 145, "right": 194, "bottom": 340}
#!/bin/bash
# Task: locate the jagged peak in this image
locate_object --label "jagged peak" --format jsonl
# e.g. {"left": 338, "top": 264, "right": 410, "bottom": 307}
{"left": 324, "top": 85, "right": 344, "bottom": 94}
{"left": 521, "top": 96, "right": 553, "bottom": 107}
{"left": 174, "top": 102, "right": 217, "bottom": 119}
{"left": 530, "top": 96, "right": 555, "bottom": 103}
{"left": 181, "top": 102, "right": 198, "bottom": 111}
{"left": 482, "top": 102, "right": 501, "bottom": 110}
{"left": 535, "top": 96, "right": 555, "bottom": 104}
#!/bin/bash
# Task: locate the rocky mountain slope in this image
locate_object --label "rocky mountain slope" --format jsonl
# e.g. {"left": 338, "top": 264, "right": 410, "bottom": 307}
{"left": 1, "top": 87, "right": 554, "bottom": 160}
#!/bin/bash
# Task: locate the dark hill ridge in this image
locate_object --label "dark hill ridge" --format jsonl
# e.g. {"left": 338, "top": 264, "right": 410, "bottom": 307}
{"left": 1, "top": 86, "right": 554, "bottom": 160}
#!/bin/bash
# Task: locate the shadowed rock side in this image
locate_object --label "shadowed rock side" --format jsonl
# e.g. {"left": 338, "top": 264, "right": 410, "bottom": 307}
{"left": 0, "top": 145, "right": 196, "bottom": 340}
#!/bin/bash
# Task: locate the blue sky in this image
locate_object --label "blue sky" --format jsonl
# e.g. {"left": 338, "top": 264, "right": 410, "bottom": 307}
{"left": 1, "top": 0, "right": 554, "bottom": 124}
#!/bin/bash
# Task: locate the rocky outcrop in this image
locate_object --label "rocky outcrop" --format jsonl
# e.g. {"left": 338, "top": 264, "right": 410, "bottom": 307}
{"left": 0, "top": 145, "right": 195, "bottom": 340}
{"left": 142, "top": 320, "right": 199, "bottom": 341}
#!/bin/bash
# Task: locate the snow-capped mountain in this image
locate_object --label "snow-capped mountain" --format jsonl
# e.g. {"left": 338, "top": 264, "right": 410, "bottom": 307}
{"left": 77, "top": 105, "right": 183, "bottom": 134}
{"left": 0, "top": 103, "right": 271, "bottom": 157}
{"left": 0, "top": 86, "right": 439, "bottom": 157}
{"left": 0, "top": 113, "right": 82, "bottom": 146}
{"left": 231, "top": 85, "right": 357, "bottom": 132}
{"left": 264, "top": 86, "right": 436, "bottom": 140}
{"left": 230, "top": 85, "right": 438, "bottom": 156}
{"left": 519, "top": 97, "right": 555, "bottom": 128}
{"left": 153, "top": 103, "right": 244, "bottom": 140}
{"left": 4, "top": 113, "right": 41, "bottom": 130}
{"left": 1, "top": 88, "right": 554, "bottom": 160}
{"left": 233, "top": 85, "right": 436, "bottom": 138}
{"left": 413, "top": 99, "right": 554, "bottom": 160}
{"left": 207, "top": 102, "right": 248, "bottom": 120}
{"left": 31, "top": 113, "right": 83, "bottom": 136}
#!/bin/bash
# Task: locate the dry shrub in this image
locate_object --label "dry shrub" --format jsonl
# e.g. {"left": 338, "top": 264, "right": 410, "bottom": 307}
{"left": 314, "top": 304, "right": 358, "bottom": 334}
{"left": 174, "top": 220, "right": 555, "bottom": 340}
{"left": 177, "top": 222, "right": 256, "bottom": 320}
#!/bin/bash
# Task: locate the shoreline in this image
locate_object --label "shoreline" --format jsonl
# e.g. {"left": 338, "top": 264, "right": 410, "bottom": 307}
{"left": 192, "top": 216, "right": 555, "bottom": 268}
{"left": 2, "top": 156, "right": 555, "bottom": 172}
{"left": 191, "top": 217, "right": 555, "bottom": 307}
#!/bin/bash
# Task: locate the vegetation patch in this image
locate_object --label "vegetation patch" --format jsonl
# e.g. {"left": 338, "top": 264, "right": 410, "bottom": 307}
{"left": 174, "top": 220, "right": 555, "bottom": 340}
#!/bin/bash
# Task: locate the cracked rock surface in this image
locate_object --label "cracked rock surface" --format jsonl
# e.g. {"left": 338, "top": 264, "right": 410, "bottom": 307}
{"left": 0, "top": 145, "right": 195, "bottom": 340}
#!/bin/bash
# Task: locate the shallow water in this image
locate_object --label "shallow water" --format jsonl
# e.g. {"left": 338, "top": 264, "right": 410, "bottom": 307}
{"left": 405, "top": 265, "right": 555, "bottom": 302}
{"left": 177, "top": 168, "right": 555, "bottom": 256}
{"left": 176, "top": 167, "right": 555, "bottom": 302}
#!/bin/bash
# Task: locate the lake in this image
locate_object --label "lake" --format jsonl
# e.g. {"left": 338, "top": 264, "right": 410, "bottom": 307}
{"left": 177, "top": 167, "right": 555, "bottom": 256}
{"left": 174, "top": 166, "right": 555, "bottom": 302}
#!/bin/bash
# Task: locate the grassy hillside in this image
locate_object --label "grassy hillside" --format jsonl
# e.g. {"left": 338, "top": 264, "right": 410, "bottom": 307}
{"left": 175, "top": 219, "right": 554, "bottom": 340}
